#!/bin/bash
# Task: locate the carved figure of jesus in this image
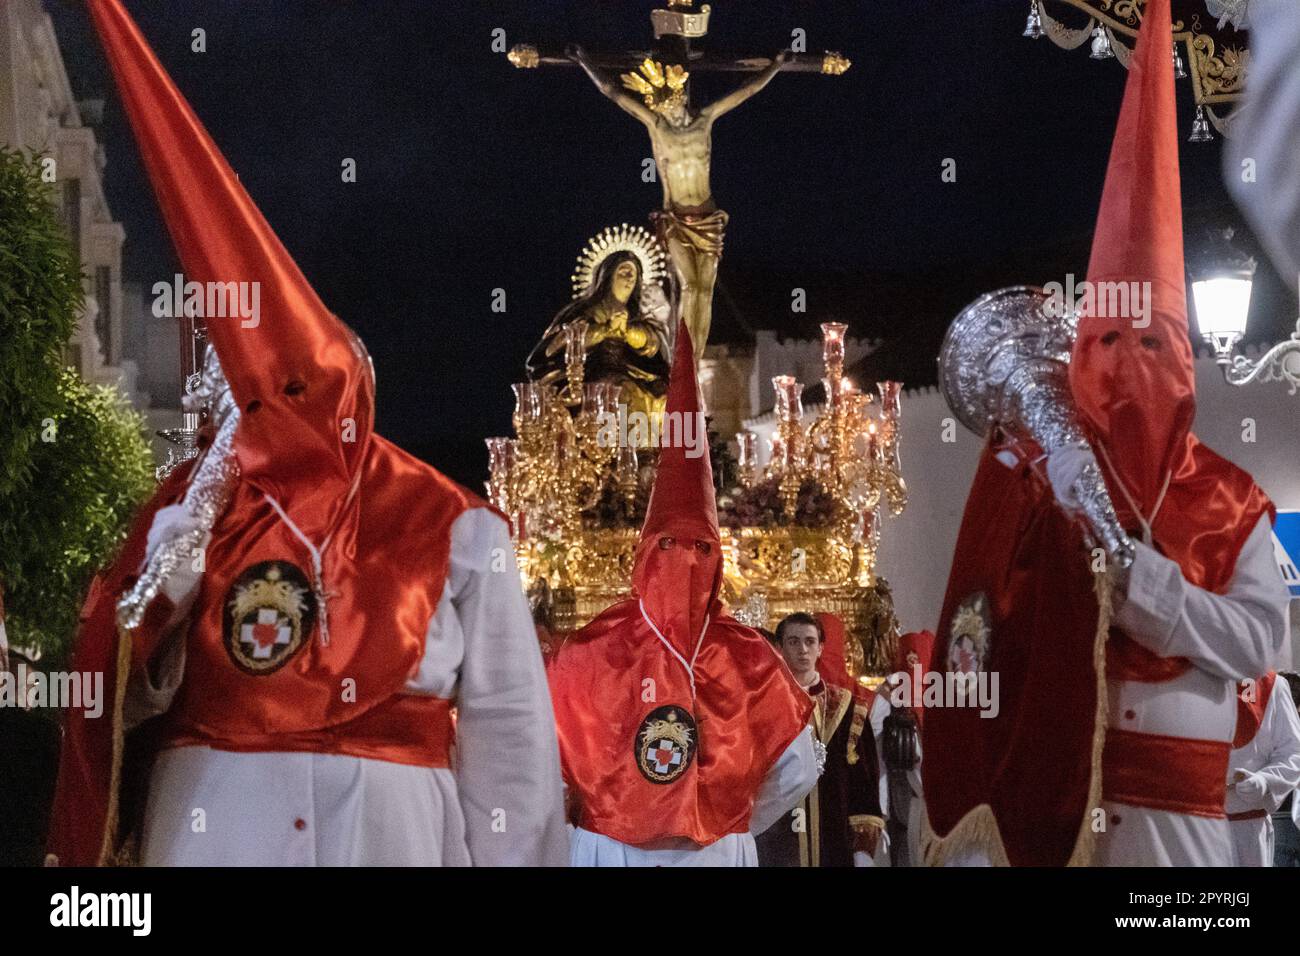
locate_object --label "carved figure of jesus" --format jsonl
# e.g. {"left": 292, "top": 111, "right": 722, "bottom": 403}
{"left": 570, "top": 45, "right": 788, "bottom": 354}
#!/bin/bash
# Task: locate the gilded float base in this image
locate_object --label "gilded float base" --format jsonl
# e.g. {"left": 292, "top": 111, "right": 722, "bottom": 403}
{"left": 525, "top": 526, "right": 899, "bottom": 680}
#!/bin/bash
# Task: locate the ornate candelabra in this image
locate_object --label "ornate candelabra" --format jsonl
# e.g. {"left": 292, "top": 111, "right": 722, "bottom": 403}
{"left": 740, "top": 322, "right": 908, "bottom": 571}
{"left": 768, "top": 374, "right": 807, "bottom": 520}
{"left": 487, "top": 372, "right": 628, "bottom": 547}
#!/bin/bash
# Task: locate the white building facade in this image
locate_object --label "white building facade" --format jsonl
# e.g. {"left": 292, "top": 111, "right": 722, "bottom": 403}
{"left": 1, "top": 0, "right": 145, "bottom": 404}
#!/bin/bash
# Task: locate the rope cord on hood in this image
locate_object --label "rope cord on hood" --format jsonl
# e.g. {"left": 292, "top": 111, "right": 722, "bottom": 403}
{"left": 1095, "top": 441, "right": 1172, "bottom": 548}
{"left": 263, "top": 472, "right": 362, "bottom": 647}
{"left": 639, "top": 598, "right": 709, "bottom": 702}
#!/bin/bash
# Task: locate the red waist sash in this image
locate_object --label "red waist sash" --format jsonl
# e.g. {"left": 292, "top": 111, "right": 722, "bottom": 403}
{"left": 162, "top": 694, "right": 454, "bottom": 768}
{"left": 1227, "top": 809, "right": 1268, "bottom": 822}
{"left": 1102, "top": 729, "right": 1230, "bottom": 818}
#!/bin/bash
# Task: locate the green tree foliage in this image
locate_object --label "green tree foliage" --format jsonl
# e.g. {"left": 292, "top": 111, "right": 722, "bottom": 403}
{"left": 0, "top": 149, "right": 79, "bottom": 497}
{"left": 0, "top": 149, "right": 154, "bottom": 664}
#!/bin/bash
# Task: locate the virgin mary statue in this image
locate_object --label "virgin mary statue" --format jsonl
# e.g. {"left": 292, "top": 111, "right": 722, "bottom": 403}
{"left": 526, "top": 225, "right": 675, "bottom": 419}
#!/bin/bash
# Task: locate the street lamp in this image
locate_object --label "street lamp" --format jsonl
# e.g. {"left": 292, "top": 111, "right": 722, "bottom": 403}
{"left": 1193, "top": 258, "right": 1300, "bottom": 394}
{"left": 1192, "top": 264, "right": 1254, "bottom": 358}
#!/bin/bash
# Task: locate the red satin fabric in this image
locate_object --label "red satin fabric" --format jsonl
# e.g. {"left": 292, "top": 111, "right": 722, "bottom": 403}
{"left": 549, "top": 321, "right": 812, "bottom": 846}
{"left": 631, "top": 322, "right": 721, "bottom": 658}
{"left": 88, "top": 0, "right": 372, "bottom": 539}
{"left": 46, "top": 461, "right": 196, "bottom": 867}
{"left": 1064, "top": 0, "right": 1273, "bottom": 682}
{"left": 1102, "top": 729, "right": 1230, "bottom": 818}
{"left": 924, "top": 444, "right": 1104, "bottom": 866}
{"left": 1233, "top": 671, "right": 1277, "bottom": 750}
{"left": 879, "top": 630, "right": 936, "bottom": 727}
{"left": 1106, "top": 437, "right": 1273, "bottom": 683}
{"left": 1070, "top": 0, "right": 1192, "bottom": 522}
{"left": 548, "top": 606, "right": 812, "bottom": 846}
{"left": 814, "top": 613, "right": 851, "bottom": 688}
{"left": 159, "top": 437, "right": 473, "bottom": 744}
{"left": 632, "top": 538, "right": 720, "bottom": 661}
{"left": 166, "top": 695, "right": 456, "bottom": 768}
{"left": 69, "top": 0, "right": 487, "bottom": 816}
{"left": 814, "top": 613, "right": 877, "bottom": 707}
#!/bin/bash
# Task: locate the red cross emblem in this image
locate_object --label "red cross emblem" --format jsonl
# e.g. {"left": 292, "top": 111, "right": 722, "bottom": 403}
{"left": 240, "top": 608, "right": 291, "bottom": 660}
{"left": 651, "top": 740, "right": 683, "bottom": 774}
{"left": 634, "top": 705, "right": 697, "bottom": 784}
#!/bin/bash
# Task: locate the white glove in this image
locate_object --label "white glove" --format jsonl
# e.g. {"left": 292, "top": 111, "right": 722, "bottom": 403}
{"left": 143, "top": 504, "right": 209, "bottom": 607}
{"left": 1045, "top": 442, "right": 1097, "bottom": 515}
{"left": 145, "top": 504, "right": 202, "bottom": 561}
{"left": 1233, "top": 771, "right": 1269, "bottom": 802}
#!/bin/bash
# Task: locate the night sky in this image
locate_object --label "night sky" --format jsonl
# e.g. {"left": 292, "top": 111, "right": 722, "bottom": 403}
{"left": 46, "top": 0, "right": 1292, "bottom": 488}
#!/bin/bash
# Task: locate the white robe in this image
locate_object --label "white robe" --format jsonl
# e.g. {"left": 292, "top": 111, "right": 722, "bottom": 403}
{"left": 134, "top": 507, "right": 570, "bottom": 866}
{"left": 1226, "top": 679, "right": 1300, "bottom": 866}
{"left": 1225, "top": 0, "right": 1300, "bottom": 290}
{"left": 569, "top": 725, "right": 819, "bottom": 867}
{"left": 1094, "top": 515, "right": 1292, "bottom": 866}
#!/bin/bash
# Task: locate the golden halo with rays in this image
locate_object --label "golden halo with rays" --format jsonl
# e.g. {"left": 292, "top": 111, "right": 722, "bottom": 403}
{"left": 571, "top": 223, "right": 669, "bottom": 307}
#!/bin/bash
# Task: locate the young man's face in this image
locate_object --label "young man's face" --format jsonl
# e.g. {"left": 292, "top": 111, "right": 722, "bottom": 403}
{"left": 780, "top": 622, "right": 823, "bottom": 681}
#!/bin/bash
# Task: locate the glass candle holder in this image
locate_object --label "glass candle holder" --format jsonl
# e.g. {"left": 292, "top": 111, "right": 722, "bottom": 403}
{"left": 564, "top": 320, "right": 589, "bottom": 370}
{"left": 822, "top": 376, "right": 844, "bottom": 411}
{"left": 736, "top": 431, "right": 757, "bottom": 469}
{"left": 821, "top": 321, "right": 848, "bottom": 376}
{"left": 771, "top": 375, "right": 804, "bottom": 423}
{"left": 736, "top": 431, "right": 757, "bottom": 486}
{"left": 878, "top": 380, "right": 902, "bottom": 421}
{"left": 485, "top": 436, "right": 510, "bottom": 476}
{"left": 581, "top": 383, "right": 602, "bottom": 418}
{"left": 601, "top": 381, "right": 623, "bottom": 414}
{"left": 769, "top": 433, "right": 787, "bottom": 472}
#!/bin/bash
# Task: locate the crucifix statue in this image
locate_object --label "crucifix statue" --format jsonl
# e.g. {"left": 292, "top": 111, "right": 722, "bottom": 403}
{"left": 509, "top": 1, "right": 851, "bottom": 357}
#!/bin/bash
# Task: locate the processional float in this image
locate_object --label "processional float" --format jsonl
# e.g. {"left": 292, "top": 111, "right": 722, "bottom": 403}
{"left": 495, "top": 2, "right": 907, "bottom": 680}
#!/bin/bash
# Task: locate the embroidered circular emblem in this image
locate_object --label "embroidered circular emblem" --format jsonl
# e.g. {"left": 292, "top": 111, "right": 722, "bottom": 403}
{"left": 947, "top": 591, "right": 991, "bottom": 675}
{"left": 634, "top": 705, "right": 698, "bottom": 785}
{"left": 222, "top": 560, "right": 317, "bottom": 675}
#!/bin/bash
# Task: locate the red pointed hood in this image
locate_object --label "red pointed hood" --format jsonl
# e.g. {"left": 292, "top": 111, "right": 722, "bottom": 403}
{"left": 896, "top": 629, "right": 936, "bottom": 675}
{"left": 88, "top": 0, "right": 373, "bottom": 534}
{"left": 631, "top": 323, "right": 720, "bottom": 656}
{"left": 1069, "top": 0, "right": 1194, "bottom": 523}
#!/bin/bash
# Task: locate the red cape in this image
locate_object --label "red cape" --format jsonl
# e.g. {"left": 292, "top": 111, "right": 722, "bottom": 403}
{"left": 548, "top": 601, "right": 811, "bottom": 846}
{"left": 921, "top": 444, "right": 1106, "bottom": 866}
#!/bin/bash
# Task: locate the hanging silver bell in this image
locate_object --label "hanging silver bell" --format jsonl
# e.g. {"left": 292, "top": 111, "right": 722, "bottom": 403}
{"left": 1023, "top": 0, "right": 1044, "bottom": 39}
{"left": 1090, "top": 24, "right": 1114, "bottom": 60}
{"left": 1172, "top": 41, "right": 1188, "bottom": 78}
{"left": 1188, "top": 104, "right": 1215, "bottom": 142}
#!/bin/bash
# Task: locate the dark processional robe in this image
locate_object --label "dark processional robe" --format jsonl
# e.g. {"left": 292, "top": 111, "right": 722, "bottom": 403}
{"left": 756, "top": 680, "right": 884, "bottom": 867}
